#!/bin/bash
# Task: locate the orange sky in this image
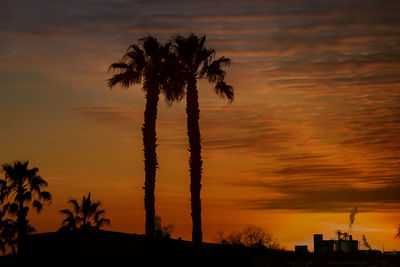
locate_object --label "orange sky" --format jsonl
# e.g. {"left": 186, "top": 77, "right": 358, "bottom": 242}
{"left": 1, "top": 0, "right": 400, "bottom": 251}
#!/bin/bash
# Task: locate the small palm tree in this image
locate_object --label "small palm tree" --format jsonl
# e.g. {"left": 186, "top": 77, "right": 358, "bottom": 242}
{"left": 108, "top": 36, "right": 178, "bottom": 237}
{"left": 168, "top": 34, "right": 234, "bottom": 243}
{"left": 59, "top": 193, "right": 110, "bottom": 232}
{"left": 1, "top": 160, "right": 52, "bottom": 255}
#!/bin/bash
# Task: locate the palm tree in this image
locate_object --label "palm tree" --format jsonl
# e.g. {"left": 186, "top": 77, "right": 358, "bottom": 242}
{"left": 108, "top": 36, "right": 177, "bottom": 237}
{"left": 396, "top": 226, "right": 400, "bottom": 239}
{"left": 59, "top": 193, "right": 110, "bottom": 232}
{"left": 0, "top": 160, "right": 52, "bottom": 255}
{"left": 168, "top": 34, "right": 234, "bottom": 243}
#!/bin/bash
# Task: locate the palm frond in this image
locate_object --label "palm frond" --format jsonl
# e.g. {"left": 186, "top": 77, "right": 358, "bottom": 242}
{"left": 26, "top": 166, "right": 39, "bottom": 180}
{"left": 196, "top": 48, "right": 215, "bottom": 69}
{"left": 214, "top": 81, "right": 234, "bottom": 103}
{"left": 123, "top": 45, "right": 146, "bottom": 71}
{"left": 127, "top": 44, "right": 141, "bottom": 52}
{"left": 1, "top": 162, "right": 19, "bottom": 183}
{"left": 68, "top": 199, "right": 80, "bottom": 214}
{"left": 201, "top": 56, "right": 231, "bottom": 83}
{"left": 107, "top": 62, "right": 129, "bottom": 72}
{"left": 32, "top": 200, "right": 43, "bottom": 213}
{"left": 214, "top": 56, "right": 231, "bottom": 67}
{"left": 89, "top": 201, "right": 101, "bottom": 218}
{"left": 198, "top": 35, "right": 206, "bottom": 51}
{"left": 39, "top": 191, "right": 52, "bottom": 202}
{"left": 30, "top": 175, "right": 47, "bottom": 190}
{"left": 59, "top": 209, "right": 73, "bottom": 217}
{"left": 107, "top": 70, "right": 142, "bottom": 89}
{"left": 94, "top": 209, "right": 105, "bottom": 221}
{"left": 162, "top": 79, "right": 186, "bottom": 104}
{"left": 22, "top": 191, "right": 32, "bottom": 204}
{"left": 96, "top": 218, "right": 111, "bottom": 229}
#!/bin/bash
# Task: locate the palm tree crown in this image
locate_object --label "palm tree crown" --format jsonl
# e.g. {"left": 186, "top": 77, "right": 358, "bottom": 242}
{"left": 169, "top": 34, "right": 234, "bottom": 103}
{"left": 59, "top": 193, "right": 110, "bottom": 232}
{"left": 108, "top": 36, "right": 177, "bottom": 91}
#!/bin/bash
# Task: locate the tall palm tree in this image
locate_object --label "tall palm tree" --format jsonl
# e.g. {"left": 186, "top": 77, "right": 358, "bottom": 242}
{"left": 169, "top": 34, "right": 234, "bottom": 243}
{"left": 0, "top": 160, "right": 52, "bottom": 255}
{"left": 108, "top": 36, "right": 177, "bottom": 237}
{"left": 59, "top": 193, "right": 110, "bottom": 232}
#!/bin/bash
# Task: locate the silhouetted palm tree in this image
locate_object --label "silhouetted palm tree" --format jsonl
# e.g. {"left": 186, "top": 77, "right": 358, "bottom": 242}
{"left": 169, "top": 34, "right": 234, "bottom": 243}
{"left": 59, "top": 193, "right": 110, "bottom": 232}
{"left": 0, "top": 160, "right": 52, "bottom": 255}
{"left": 108, "top": 36, "right": 177, "bottom": 237}
{"left": 396, "top": 226, "right": 400, "bottom": 239}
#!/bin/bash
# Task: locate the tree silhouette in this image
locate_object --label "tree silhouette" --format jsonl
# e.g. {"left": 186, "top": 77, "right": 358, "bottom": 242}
{"left": 216, "top": 226, "right": 280, "bottom": 249}
{"left": 0, "top": 160, "right": 52, "bottom": 256}
{"left": 168, "top": 33, "right": 234, "bottom": 243}
{"left": 59, "top": 193, "right": 110, "bottom": 232}
{"left": 396, "top": 226, "right": 400, "bottom": 240}
{"left": 108, "top": 36, "right": 177, "bottom": 237}
{"left": 154, "top": 214, "right": 175, "bottom": 238}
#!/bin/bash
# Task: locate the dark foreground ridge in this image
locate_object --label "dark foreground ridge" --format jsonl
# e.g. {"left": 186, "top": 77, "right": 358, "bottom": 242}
{"left": 1, "top": 230, "right": 399, "bottom": 267}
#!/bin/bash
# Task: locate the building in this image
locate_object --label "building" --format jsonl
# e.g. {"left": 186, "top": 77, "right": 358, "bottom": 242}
{"left": 334, "top": 231, "right": 358, "bottom": 253}
{"left": 314, "top": 234, "right": 335, "bottom": 254}
{"left": 313, "top": 232, "right": 358, "bottom": 254}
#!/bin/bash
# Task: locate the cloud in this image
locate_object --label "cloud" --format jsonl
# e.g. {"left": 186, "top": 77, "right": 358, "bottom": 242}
{"left": 71, "top": 106, "right": 143, "bottom": 129}
{"left": 275, "top": 164, "right": 360, "bottom": 177}
{"left": 235, "top": 175, "right": 400, "bottom": 212}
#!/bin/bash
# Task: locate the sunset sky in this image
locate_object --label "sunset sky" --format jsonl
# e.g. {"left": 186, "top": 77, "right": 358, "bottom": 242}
{"left": 1, "top": 0, "right": 400, "bottom": 251}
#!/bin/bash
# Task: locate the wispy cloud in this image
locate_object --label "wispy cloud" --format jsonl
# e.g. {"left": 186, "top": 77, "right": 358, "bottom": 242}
{"left": 236, "top": 176, "right": 400, "bottom": 212}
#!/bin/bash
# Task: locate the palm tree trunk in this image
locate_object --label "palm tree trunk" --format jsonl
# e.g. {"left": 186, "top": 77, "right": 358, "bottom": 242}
{"left": 186, "top": 77, "right": 203, "bottom": 243}
{"left": 143, "top": 85, "right": 160, "bottom": 237}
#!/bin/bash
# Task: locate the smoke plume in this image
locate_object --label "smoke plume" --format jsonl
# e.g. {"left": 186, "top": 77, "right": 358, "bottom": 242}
{"left": 349, "top": 206, "right": 358, "bottom": 229}
{"left": 362, "top": 234, "right": 372, "bottom": 250}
